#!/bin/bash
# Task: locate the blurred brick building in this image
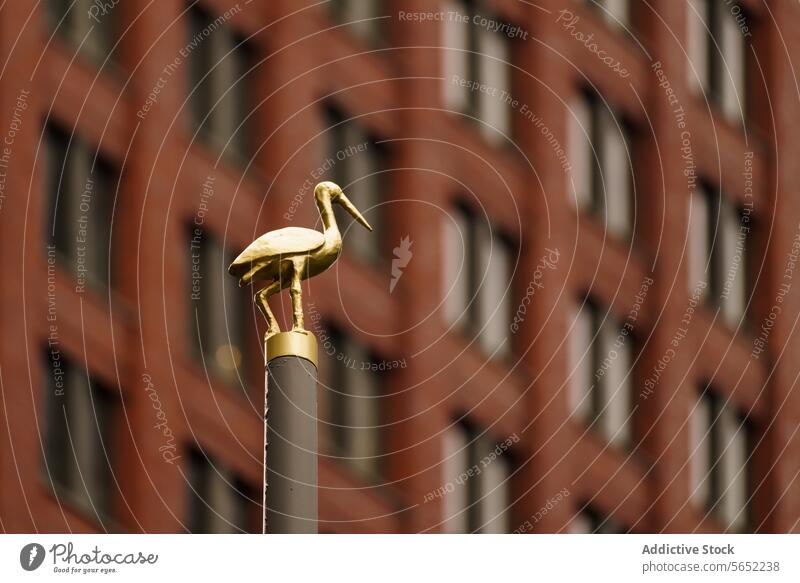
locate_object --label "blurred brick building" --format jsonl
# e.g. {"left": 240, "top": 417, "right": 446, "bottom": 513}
{"left": 0, "top": 0, "right": 799, "bottom": 534}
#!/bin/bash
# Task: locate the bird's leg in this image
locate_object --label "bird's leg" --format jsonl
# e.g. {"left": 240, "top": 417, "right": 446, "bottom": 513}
{"left": 289, "top": 259, "right": 306, "bottom": 333}
{"left": 254, "top": 281, "right": 281, "bottom": 341}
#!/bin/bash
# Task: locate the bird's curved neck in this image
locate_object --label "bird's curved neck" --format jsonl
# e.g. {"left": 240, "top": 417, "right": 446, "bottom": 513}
{"left": 317, "top": 196, "right": 340, "bottom": 242}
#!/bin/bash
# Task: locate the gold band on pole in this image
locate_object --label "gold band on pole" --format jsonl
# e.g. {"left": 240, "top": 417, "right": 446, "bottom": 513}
{"left": 265, "top": 331, "right": 318, "bottom": 367}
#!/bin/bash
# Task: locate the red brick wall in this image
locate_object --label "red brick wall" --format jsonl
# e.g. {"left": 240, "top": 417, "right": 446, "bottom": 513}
{"left": 0, "top": 0, "right": 798, "bottom": 533}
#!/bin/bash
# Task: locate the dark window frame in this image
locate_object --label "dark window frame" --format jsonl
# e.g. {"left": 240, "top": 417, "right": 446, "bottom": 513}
{"left": 186, "top": 446, "right": 258, "bottom": 533}
{"left": 322, "top": 322, "right": 386, "bottom": 480}
{"left": 44, "top": 119, "right": 118, "bottom": 291}
{"left": 450, "top": 416, "right": 514, "bottom": 534}
{"left": 323, "top": 102, "right": 389, "bottom": 268}
{"left": 43, "top": 349, "right": 118, "bottom": 524}
{"left": 450, "top": 200, "right": 515, "bottom": 350}
{"left": 185, "top": 1, "right": 257, "bottom": 164}
{"left": 187, "top": 224, "right": 250, "bottom": 390}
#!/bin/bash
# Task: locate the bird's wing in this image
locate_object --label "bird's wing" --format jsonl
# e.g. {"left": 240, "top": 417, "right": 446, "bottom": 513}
{"left": 228, "top": 227, "right": 325, "bottom": 276}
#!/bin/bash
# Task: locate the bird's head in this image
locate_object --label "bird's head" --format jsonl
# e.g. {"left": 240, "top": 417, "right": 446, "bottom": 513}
{"left": 315, "top": 181, "right": 341, "bottom": 202}
{"left": 314, "top": 181, "right": 373, "bottom": 231}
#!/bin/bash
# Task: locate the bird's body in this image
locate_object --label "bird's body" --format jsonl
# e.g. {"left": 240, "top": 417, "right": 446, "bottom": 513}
{"left": 228, "top": 182, "right": 372, "bottom": 339}
{"left": 229, "top": 226, "right": 329, "bottom": 284}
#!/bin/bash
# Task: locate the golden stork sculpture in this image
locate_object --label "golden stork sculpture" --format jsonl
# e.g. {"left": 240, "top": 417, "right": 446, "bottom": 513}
{"left": 228, "top": 181, "right": 372, "bottom": 341}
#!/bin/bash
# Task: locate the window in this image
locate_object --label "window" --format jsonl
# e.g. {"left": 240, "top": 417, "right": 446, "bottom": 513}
{"left": 687, "top": 187, "right": 711, "bottom": 297}
{"left": 45, "top": 0, "right": 118, "bottom": 65}
{"left": 441, "top": 421, "right": 511, "bottom": 533}
{"left": 686, "top": 0, "right": 748, "bottom": 123}
{"left": 189, "top": 228, "right": 247, "bottom": 386}
{"left": 325, "top": 105, "right": 386, "bottom": 266}
{"left": 329, "top": 0, "right": 386, "bottom": 45}
{"left": 187, "top": 448, "right": 258, "bottom": 533}
{"left": 45, "top": 121, "right": 117, "bottom": 290}
{"left": 441, "top": 203, "right": 513, "bottom": 358}
{"left": 568, "top": 300, "right": 633, "bottom": 447}
{"left": 44, "top": 351, "right": 116, "bottom": 522}
{"left": 567, "top": 91, "right": 633, "bottom": 239}
{"left": 186, "top": 3, "right": 255, "bottom": 161}
{"left": 442, "top": 205, "right": 471, "bottom": 328}
{"left": 324, "top": 327, "right": 383, "bottom": 479}
{"left": 587, "top": 0, "right": 630, "bottom": 28}
{"left": 689, "top": 388, "right": 752, "bottom": 531}
{"left": 687, "top": 185, "right": 748, "bottom": 326}
{"left": 442, "top": 0, "right": 512, "bottom": 143}
{"left": 570, "top": 504, "right": 624, "bottom": 533}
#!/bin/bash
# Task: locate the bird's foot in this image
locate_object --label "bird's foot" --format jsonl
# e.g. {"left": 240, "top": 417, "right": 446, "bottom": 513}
{"left": 264, "top": 327, "right": 281, "bottom": 343}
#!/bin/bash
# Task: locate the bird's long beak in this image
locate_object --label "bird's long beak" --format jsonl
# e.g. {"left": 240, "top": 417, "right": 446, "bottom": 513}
{"left": 337, "top": 192, "right": 373, "bottom": 231}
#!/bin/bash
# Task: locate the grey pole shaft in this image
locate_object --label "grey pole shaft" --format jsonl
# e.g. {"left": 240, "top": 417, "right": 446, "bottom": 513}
{"left": 264, "top": 355, "right": 318, "bottom": 533}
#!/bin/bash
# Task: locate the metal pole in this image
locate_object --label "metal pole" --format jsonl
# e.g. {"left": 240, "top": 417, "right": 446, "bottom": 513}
{"left": 229, "top": 181, "right": 371, "bottom": 532}
{"left": 263, "top": 331, "right": 318, "bottom": 534}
